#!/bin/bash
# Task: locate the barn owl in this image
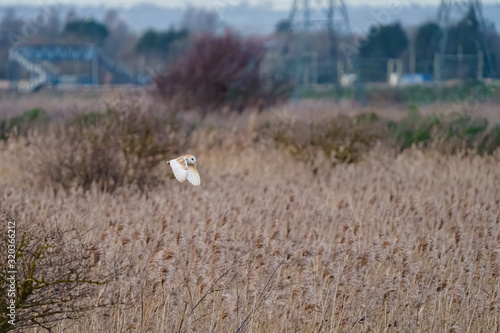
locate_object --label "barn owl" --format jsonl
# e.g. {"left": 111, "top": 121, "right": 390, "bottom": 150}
{"left": 167, "top": 154, "right": 201, "bottom": 186}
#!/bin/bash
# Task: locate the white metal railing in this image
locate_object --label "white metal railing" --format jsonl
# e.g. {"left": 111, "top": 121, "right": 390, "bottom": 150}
{"left": 8, "top": 49, "right": 49, "bottom": 92}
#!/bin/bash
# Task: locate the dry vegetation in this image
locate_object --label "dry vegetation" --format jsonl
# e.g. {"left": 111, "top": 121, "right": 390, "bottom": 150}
{"left": 0, "top": 95, "right": 500, "bottom": 332}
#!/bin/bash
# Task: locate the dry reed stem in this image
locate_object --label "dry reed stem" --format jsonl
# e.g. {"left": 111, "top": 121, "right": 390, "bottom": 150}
{"left": 0, "top": 104, "right": 499, "bottom": 332}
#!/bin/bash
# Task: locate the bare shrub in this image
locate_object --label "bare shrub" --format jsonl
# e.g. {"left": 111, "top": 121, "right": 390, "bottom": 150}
{"left": 0, "top": 204, "right": 108, "bottom": 331}
{"left": 155, "top": 32, "right": 292, "bottom": 112}
{"left": 0, "top": 108, "right": 50, "bottom": 142}
{"left": 265, "top": 112, "right": 387, "bottom": 168}
{"left": 388, "top": 106, "right": 500, "bottom": 154}
{"left": 38, "top": 107, "right": 187, "bottom": 192}
{"left": 262, "top": 107, "right": 500, "bottom": 169}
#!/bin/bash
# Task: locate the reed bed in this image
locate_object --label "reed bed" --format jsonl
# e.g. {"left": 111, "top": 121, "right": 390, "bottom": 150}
{"left": 0, "top": 102, "right": 499, "bottom": 332}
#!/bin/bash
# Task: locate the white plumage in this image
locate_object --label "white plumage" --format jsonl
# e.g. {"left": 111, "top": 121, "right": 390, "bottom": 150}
{"left": 187, "top": 165, "right": 201, "bottom": 186}
{"left": 167, "top": 154, "right": 201, "bottom": 186}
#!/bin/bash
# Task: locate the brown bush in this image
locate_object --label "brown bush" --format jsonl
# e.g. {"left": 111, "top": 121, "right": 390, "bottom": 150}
{"left": 263, "top": 112, "right": 387, "bottom": 170}
{"left": 0, "top": 203, "right": 110, "bottom": 332}
{"left": 36, "top": 106, "right": 187, "bottom": 193}
{"left": 155, "top": 32, "right": 292, "bottom": 112}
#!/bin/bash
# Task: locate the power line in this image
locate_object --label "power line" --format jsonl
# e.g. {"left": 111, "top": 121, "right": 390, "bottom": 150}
{"left": 437, "top": 0, "right": 496, "bottom": 79}
{"left": 281, "top": 0, "right": 353, "bottom": 85}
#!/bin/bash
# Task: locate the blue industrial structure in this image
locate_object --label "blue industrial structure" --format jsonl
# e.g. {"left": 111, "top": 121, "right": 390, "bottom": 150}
{"left": 8, "top": 45, "right": 149, "bottom": 92}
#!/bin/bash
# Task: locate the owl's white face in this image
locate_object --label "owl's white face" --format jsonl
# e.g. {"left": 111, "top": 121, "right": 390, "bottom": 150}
{"left": 188, "top": 155, "right": 196, "bottom": 164}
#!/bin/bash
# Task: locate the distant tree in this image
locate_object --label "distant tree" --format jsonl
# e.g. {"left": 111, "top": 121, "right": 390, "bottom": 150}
{"left": 136, "top": 30, "right": 158, "bottom": 54}
{"left": 155, "top": 33, "right": 291, "bottom": 112}
{"left": 0, "top": 8, "right": 23, "bottom": 78}
{"left": 0, "top": 8, "right": 23, "bottom": 45}
{"left": 415, "top": 22, "right": 441, "bottom": 73}
{"left": 180, "top": 6, "right": 219, "bottom": 35}
{"left": 447, "top": 5, "right": 481, "bottom": 55}
{"left": 0, "top": 7, "right": 61, "bottom": 78}
{"left": 103, "top": 9, "right": 120, "bottom": 30}
{"left": 275, "top": 19, "right": 292, "bottom": 34}
{"left": 102, "top": 9, "right": 136, "bottom": 65}
{"left": 63, "top": 19, "right": 109, "bottom": 44}
{"left": 157, "top": 29, "right": 189, "bottom": 57}
{"left": 489, "top": 32, "right": 500, "bottom": 78}
{"left": 33, "top": 7, "right": 61, "bottom": 44}
{"left": 135, "top": 28, "right": 188, "bottom": 58}
{"left": 446, "top": 4, "right": 497, "bottom": 78}
{"left": 360, "top": 22, "right": 408, "bottom": 59}
{"left": 46, "top": 7, "right": 61, "bottom": 41}
{"left": 65, "top": 10, "right": 77, "bottom": 23}
{"left": 359, "top": 22, "right": 409, "bottom": 81}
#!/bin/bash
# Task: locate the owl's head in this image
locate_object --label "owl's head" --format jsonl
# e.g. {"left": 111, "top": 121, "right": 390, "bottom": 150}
{"left": 187, "top": 155, "right": 196, "bottom": 164}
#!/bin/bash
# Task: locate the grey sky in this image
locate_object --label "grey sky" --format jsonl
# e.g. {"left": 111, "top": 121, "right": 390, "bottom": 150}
{"left": 4, "top": 0, "right": 500, "bottom": 12}
{"left": 3, "top": 0, "right": 500, "bottom": 34}
{"left": 0, "top": 0, "right": 456, "bottom": 11}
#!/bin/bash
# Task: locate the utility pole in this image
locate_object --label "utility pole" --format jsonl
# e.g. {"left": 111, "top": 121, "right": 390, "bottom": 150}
{"left": 436, "top": 0, "right": 495, "bottom": 80}
{"left": 281, "top": 0, "right": 353, "bottom": 86}
{"left": 327, "top": 0, "right": 353, "bottom": 75}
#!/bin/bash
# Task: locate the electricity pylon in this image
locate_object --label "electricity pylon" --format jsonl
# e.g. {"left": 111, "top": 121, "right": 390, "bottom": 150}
{"left": 436, "top": 0, "right": 495, "bottom": 80}
{"left": 281, "top": 0, "right": 353, "bottom": 85}
{"left": 326, "top": 0, "right": 353, "bottom": 73}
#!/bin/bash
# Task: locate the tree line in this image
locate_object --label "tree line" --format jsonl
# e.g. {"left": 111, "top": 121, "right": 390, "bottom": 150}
{"left": 1, "top": 4, "right": 498, "bottom": 82}
{"left": 275, "top": 4, "right": 499, "bottom": 82}
{"left": 0, "top": 6, "right": 216, "bottom": 79}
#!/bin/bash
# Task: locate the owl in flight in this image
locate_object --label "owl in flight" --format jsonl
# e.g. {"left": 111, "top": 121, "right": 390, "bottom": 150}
{"left": 167, "top": 154, "right": 201, "bottom": 186}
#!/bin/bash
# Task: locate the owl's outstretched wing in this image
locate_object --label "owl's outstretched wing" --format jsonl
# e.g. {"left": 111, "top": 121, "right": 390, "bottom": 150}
{"left": 169, "top": 158, "right": 188, "bottom": 182}
{"left": 187, "top": 164, "right": 201, "bottom": 186}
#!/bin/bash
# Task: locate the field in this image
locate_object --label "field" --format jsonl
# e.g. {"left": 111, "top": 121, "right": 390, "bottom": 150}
{"left": 0, "top": 91, "right": 500, "bottom": 332}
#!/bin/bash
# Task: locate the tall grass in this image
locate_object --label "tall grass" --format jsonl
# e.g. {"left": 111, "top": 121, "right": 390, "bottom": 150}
{"left": 0, "top": 101, "right": 499, "bottom": 332}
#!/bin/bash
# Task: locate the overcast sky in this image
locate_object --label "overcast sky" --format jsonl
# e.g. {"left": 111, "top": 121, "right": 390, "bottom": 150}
{"left": 1, "top": 0, "right": 481, "bottom": 11}
{"left": 3, "top": 0, "right": 500, "bottom": 11}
